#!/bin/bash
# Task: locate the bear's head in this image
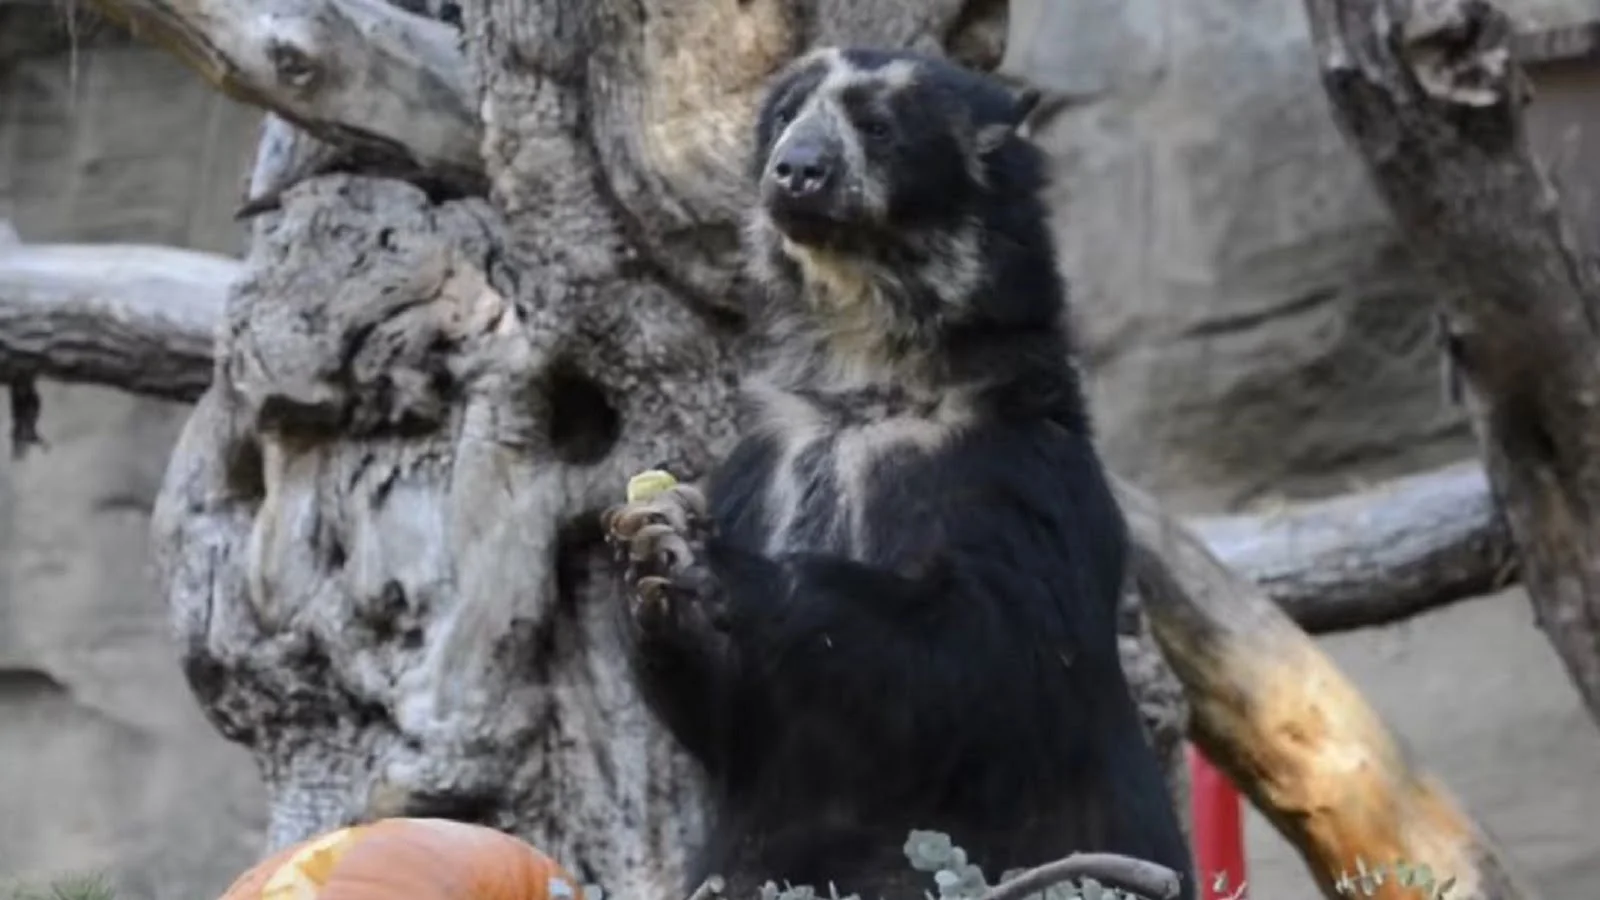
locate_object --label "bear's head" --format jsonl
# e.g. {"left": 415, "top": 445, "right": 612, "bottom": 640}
{"left": 741, "top": 47, "right": 1063, "bottom": 377}
{"left": 749, "top": 47, "right": 1040, "bottom": 249}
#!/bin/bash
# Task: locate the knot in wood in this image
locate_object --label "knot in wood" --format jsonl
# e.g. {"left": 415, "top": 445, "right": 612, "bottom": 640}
{"left": 1402, "top": 0, "right": 1512, "bottom": 107}
{"left": 268, "top": 40, "right": 321, "bottom": 90}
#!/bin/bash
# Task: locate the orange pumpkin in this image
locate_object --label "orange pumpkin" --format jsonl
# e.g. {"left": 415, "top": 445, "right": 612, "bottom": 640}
{"left": 216, "top": 817, "right": 585, "bottom": 900}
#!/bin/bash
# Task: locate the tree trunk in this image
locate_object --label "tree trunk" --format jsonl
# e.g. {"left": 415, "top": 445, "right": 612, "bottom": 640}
{"left": 1302, "top": 0, "right": 1600, "bottom": 730}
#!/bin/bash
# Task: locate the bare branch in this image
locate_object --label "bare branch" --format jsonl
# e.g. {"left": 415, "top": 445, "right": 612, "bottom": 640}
{"left": 1304, "top": 0, "right": 1600, "bottom": 723}
{"left": 978, "top": 853, "right": 1181, "bottom": 900}
{"left": 1193, "top": 461, "right": 1514, "bottom": 633}
{"left": 86, "top": 0, "right": 484, "bottom": 190}
{"left": 1117, "top": 478, "right": 1539, "bottom": 900}
{"left": 0, "top": 235, "right": 235, "bottom": 402}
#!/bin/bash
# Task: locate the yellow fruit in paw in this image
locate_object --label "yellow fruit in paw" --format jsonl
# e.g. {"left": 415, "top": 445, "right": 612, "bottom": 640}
{"left": 626, "top": 469, "right": 678, "bottom": 503}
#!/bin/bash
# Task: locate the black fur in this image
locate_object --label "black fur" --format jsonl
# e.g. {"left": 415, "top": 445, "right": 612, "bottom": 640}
{"left": 604, "top": 47, "right": 1194, "bottom": 900}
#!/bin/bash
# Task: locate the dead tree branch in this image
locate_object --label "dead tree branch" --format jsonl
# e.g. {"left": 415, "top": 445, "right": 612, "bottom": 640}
{"left": 1191, "top": 461, "right": 1515, "bottom": 633}
{"left": 1118, "top": 478, "right": 1539, "bottom": 900}
{"left": 86, "top": 0, "right": 483, "bottom": 197}
{"left": 0, "top": 231, "right": 234, "bottom": 402}
{"left": 1304, "top": 0, "right": 1600, "bottom": 725}
{"left": 977, "top": 852, "right": 1181, "bottom": 900}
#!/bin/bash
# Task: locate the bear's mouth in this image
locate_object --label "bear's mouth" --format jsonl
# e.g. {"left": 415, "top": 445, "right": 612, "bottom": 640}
{"left": 766, "top": 201, "right": 856, "bottom": 250}
{"left": 770, "top": 211, "right": 836, "bottom": 247}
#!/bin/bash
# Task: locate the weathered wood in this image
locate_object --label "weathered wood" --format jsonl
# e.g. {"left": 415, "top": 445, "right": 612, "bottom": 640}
{"left": 151, "top": 171, "right": 744, "bottom": 895}
{"left": 86, "top": 0, "right": 483, "bottom": 192}
{"left": 1119, "top": 479, "right": 1539, "bottom": 900}
{"left": 0, "top": 232, "right": 234, "bottom": 401}
{"left": 978, "top": 851, "right": 1181, "bottom": 900}
{"left": 1193, "top": 460, "right": 1514, "bottom": 634}
{"left": 238, "top": 114, "right": 348, "bottom": 217}
{"left": 1304, "top": 0, "right": 1600, "bottom": 727}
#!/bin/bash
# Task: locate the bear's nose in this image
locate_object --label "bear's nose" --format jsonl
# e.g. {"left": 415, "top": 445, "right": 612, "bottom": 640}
{"left": 771, "top": 141, "right": 833, "bottom": 196}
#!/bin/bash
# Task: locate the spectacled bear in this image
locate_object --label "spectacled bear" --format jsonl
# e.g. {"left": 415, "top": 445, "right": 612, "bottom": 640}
{"left": 602, "top": 46, "right": 1194, "bottom": 900}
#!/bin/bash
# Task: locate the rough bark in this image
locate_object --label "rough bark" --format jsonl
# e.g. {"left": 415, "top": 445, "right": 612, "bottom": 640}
{"left": 1119, "top": 479, "right": 1539, "bottom": 900}
{"left": 1304, "top": 0, "right": 1600, "bottom": 727}
{"left": 151, "top": 175, "right": 737, "bottom": 894}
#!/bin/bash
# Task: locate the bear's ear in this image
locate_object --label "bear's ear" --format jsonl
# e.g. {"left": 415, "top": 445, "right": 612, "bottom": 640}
{"left": 975, "top": 84, "right": 1045, "bottom": 155}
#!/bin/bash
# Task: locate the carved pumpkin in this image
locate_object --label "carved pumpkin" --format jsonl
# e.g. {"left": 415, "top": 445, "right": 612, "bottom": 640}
{"left": 216, "top": 817, "right": 584, "bottom": 900}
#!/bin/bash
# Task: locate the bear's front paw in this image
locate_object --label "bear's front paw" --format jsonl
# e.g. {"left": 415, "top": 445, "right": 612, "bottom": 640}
{"left": 601, "top": 476, "right": 716, "bottom": 633}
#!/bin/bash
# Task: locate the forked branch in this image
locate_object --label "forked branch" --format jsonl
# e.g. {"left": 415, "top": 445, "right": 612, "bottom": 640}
{"left": 1118, "top": 478, "right": 1537, "bottom": 900}
{"left": 1304, "top": 0, "right": 1600, "bottom": 725}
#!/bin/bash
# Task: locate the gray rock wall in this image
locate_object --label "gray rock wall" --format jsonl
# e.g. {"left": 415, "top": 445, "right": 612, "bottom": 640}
{"left": 0, "top": 32, "right": 267, "bottom": 900}
{"left": 1009, "top": 0, "right": 1474, "bottom": 511}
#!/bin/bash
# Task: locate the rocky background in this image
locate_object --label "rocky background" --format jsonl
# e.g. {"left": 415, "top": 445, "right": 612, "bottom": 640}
{"left": 0, "top": 11, "right": 267, "bottom": 897}
{"left": 3, "top": 0, "right": 1600, "bottom": 897}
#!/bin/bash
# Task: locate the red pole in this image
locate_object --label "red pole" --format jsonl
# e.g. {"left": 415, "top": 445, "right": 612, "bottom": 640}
{"left": 1187, "top": 743, "right": 1247, "bottom": 899}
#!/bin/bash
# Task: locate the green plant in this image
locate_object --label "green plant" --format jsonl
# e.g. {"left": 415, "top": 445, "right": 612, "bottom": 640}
{"left": 675, "top": 831, "right": 1463, "bottom": 900}
{"left": 678, "top": 830, "right": 1181, "bottom": 900}
{"left": 1331, "top": 857, "right": 1456, "bottom": 900}
{"left": 3, "top": 873, "right": 116, "bottom": 900}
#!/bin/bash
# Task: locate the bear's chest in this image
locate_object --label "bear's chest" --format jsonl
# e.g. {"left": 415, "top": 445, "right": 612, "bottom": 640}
{"left": 756, "top": 384, "right": 967, "bottom": 559}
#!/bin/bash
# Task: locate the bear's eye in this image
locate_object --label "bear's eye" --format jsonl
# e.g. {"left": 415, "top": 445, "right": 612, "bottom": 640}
{"left": 774, "top": 106, "right": 796, "bottom": 128}
{"left": 859, "top": 119, "right": 891, "bottom": 142}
